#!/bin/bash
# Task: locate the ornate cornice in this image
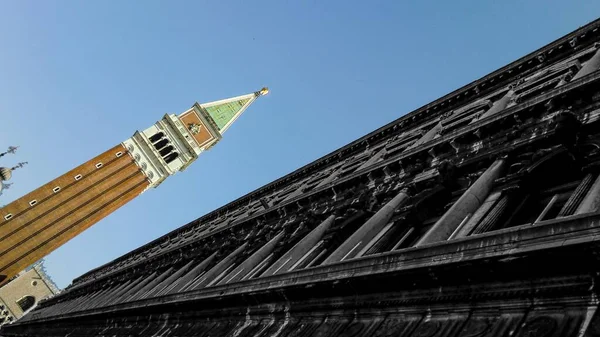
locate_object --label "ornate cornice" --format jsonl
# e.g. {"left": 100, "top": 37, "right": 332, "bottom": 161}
{"left": 24, "top": 211, "right": 600, "bottom": 324}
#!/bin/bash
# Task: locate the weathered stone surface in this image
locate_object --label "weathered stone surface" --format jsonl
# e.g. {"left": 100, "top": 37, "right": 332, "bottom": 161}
{"left": 576, "top": 174, "right": 600, "bottom": 214}
{"left": 263, "top": 215, "right": 335, "bottom": 277}
{"left": 323, "top": 190, "right": 409, "bottom": 263}
{"left": 416, "top": 159, "right": 506, "bottom": 246}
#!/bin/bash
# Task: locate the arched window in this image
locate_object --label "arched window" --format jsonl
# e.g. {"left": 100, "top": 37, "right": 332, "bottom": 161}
{"left": 149, "top": 132, "right": 164, "bottom": 143}
{"left": 159, "top": 145, "right": 174, "bottom": 157}
{"left": 16, "top": 295, "right": 35, "bottom": 312}
{"left": 153, "top": 138, "right": 169, "bottom": 151}
{"left": 164, "top": 152, "right": 179, "bottom": 164}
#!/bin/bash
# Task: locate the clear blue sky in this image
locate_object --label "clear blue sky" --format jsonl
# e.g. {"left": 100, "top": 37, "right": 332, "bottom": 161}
{"left": 1, "top": 1, "right": 599, "bottom": 288}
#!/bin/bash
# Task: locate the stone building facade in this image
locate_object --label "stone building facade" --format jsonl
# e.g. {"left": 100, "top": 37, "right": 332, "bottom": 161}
{"left": 5, "top": 19, "right": 600, "bottom": 337}
{"left": 0, "top": 262, "right": 58, "bottom": 327}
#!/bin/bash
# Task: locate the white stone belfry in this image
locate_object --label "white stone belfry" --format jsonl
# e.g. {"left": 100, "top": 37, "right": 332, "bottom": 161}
{"left": 121, "top": 88, "right": 268, "bottom": 190}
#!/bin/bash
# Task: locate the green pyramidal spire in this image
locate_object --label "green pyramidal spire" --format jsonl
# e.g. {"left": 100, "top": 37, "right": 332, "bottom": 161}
{"left": 200, "top": 87, "right": 269, "bottom": 133}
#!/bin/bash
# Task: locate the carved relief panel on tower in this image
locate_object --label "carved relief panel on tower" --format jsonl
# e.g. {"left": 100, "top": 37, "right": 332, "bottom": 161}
{"left": 178, "top": 107, "right": 220, "bottom": 150}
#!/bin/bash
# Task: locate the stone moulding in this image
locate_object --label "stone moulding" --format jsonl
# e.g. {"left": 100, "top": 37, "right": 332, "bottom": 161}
{"left": 21, "top": 210, "right": 600, "bottom": 325}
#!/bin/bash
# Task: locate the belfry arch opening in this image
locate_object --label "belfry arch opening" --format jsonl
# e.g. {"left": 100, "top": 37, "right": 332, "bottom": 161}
{"left": 149, "top": 132, "right": 164, "bottom": 143}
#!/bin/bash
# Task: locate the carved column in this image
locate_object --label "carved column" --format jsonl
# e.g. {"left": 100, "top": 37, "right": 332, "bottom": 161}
{"left": 167, "top": 252, "right": 218, "bottom": 294}
{"left": 470, "top": 194, "right": 510, "bottom": 234}
{"left": 323, "top": 190, "right": 409, "bottom": 264}
{"left": 129, "top": 267, "right": 175, "bottom": 301}
{"left": 78, "top": 286, "right": 117, "bottom": 310}
{"left": 73, "top": 287, "right": 114, "bottom": 311}
{"left": 475, "top": 90, "right": 515, "bottom": 121}
{"left": 58, "top": 291, "right": 97, "bottom": 314}
{"left": 94, "top": 275, "right": 145, "bottom": 308}
{"left": 406, "top": 122, "right": 442, "bottom": 151}
{"left": 128, "top": 268, "right": 174, "bottom": 302}
{"left": 116, "top": 272, "right": 157, "bottom": 304}
{"left": 356, "top": 221, "right": 395, "bottom": 256}
{"left": 576, "top": 174, "right": 600, "bottom": 214}
{"left": 450, "top": 191, "right": 502, "bottom": 239}
{"left": 92, "top": 279, "right": 134, "bottom": 308}
{"left": 217, "top": 232, "right": 284, "bottom": 285}
{"left": 416, "top": 159, "right": 506, "bottom": 246}
{"left": 145, "top": 259, "right": 196, "bottom": 298}
{"left": 571, "top": 44, "right": 600, "bottom": 81}
{"left": 558, "top": 173, "right": 594, "bottom": 217}
{"left": 190, "top": 242, "right": 248, "bottom": 289}
{"left": 263, "top": 215, "right": 335, "bottom": 277}
{"left": 241, "top": 254, "right": 274, "bottom": 280}
{"left": 62, "top": 292, "right": 96, "bottom": 313}
{"left": 121, "top": 274, "right": 147, "bottom": 294}
{"left": 289, "top": 241, "right": 325, "bottom": 271}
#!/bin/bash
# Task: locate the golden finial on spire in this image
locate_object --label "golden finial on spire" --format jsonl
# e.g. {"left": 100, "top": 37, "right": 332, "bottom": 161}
{"left": 258, "top": 87, "right": 269, "bottom": 96}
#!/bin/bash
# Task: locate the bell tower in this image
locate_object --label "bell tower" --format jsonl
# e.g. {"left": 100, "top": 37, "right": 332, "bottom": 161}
{"left": 0, "top": 88, "right": 268, "bottom": 286}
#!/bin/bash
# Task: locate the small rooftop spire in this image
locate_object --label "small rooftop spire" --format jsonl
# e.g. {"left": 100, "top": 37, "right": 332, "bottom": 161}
{"left": 0, "top": 182, "right": 11, "bottom": 197}
{"left": 11, "top": 162, "right": 28, "bottom": 171}
{"left": 0, "top": 146, "right": 19, "bottom": 157}
{"left": 0, "top": 162, "right": 27, "bottom": 181}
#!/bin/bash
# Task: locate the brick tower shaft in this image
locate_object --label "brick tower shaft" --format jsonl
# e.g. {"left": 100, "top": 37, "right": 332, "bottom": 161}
{"left": 0, "top": 89, "right": 267, "bottom": 286}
